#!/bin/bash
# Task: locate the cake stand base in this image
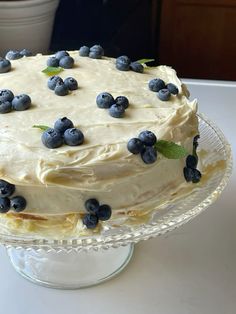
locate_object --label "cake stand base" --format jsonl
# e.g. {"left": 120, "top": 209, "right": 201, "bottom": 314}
{"left": 6, "top": 244, "right": 134, "bottom": 289}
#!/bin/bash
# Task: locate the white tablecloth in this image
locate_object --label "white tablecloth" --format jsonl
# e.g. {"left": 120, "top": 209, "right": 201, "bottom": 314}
{"left": 0, "top": 79, "right": 235, "bottom": 314}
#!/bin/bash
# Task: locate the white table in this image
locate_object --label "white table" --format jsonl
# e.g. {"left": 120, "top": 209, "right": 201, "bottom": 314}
{"left": 0, "top": 79, "right": 235, "bottom": 314}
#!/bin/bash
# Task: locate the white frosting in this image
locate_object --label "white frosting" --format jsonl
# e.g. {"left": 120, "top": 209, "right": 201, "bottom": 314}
{"left": 0, "top": 52, "right": 198, "bottom": 217}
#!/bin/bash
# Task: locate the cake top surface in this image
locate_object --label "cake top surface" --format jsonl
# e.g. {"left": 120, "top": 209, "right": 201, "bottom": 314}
{"left": 0, "top": 51, "right": 197, "bottom": 188}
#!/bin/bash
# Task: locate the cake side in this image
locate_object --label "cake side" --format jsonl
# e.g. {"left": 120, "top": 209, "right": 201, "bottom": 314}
{"left": 0, "top": 51, "right": 199, "bottom": 232}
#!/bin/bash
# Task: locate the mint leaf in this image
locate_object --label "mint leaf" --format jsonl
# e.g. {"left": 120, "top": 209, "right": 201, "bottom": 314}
{"left": 33, "top": 125, "right": 50, "bottom": 131}
{"left": 42, "top": 66, "right": 64, "bottom": 76}
{"left": 136, "top": 58, "right": 155, "bottom": 65}
{"left": 154, "top": 140, "right": 188, "bottom": 159}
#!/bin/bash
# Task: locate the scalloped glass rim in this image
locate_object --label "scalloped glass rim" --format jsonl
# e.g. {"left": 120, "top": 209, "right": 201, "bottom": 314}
{"left": 0, "top": 113, "right": 233, "bottom": 251}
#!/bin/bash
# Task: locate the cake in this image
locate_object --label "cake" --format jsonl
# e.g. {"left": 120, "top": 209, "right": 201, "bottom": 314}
{"left": 0, "top": 48, "right": 201, "bottom": 237}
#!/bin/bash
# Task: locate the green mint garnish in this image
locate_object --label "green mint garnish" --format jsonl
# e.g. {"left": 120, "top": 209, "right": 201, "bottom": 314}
{"left": 33, "top": 125, "right": 50, "bottom": 131}
{"left": 154, "top": 140, "right": 188, "bottom": 159}
{"left": 136, "top": 58, "right": 155, "bottom": 65}
{"left": 42, "top": 66, "right": 64, "bottom": 76}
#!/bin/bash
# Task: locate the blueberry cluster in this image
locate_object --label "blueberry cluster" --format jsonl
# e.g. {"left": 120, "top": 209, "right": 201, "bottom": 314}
{"left": 5, "top": 49, "right": 33, "bottom": 60}
{"left": 148, "top": 78, "right": 179, "bottom": 101}
{"left": 127, "top": 131, "right": 158, "bottom": 164}
{"left": 96, "top": 92, "right": 129, "bottom": 118}
{"left": 0, "top": 180, "right": 26, "bottom": 213}
{"left": 183, "top": 135, "right": 202, "bottom": 183}
{"left": 79, "top": 45, "right": 104, "bottom": 59}
{"left": 41, "top": 117, "right": 84, "bottom": 149}
{"left": 82, "top": 198, "right": 112, "bottom": 229}
{"left": 47, "top": 51, "right": 74, "bottom": 69}
{"left": 0, "top": 57, "right": 11, "bottom": 74}
{"left": 116, "top": 56, "right": 144, "bottom": 73}
{"left": 0, "top": 89, "right": 31, "bottom": 114}
{"left": 47, "top": 76, "right": 78, "bottom": 96}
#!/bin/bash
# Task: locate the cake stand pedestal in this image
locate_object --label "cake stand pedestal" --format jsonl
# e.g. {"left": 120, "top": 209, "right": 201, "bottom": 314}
{"left": 0, "top": 114, "right": 232, "bottom": 289}
{"left": 7, "top": 244, "right": 134, "bottom": 289}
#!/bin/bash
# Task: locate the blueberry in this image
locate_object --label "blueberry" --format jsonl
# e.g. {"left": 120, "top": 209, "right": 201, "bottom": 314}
{"left": 85, "top": 198, "right": 100, "bottom": 214}
{"left": 54, "top": 117, "right": 74, "bottom": 134}
{"left": 64, "top": 128, "right": 84, "bottom": 146}
{"left": 0, "top": 179, "right": 15, "bottom": 198}
{"left": 82, "top": 213, "right": 99, "bottom": 229}
{"left": 54, "top": 81, "right": 69, "bottom": 96}
{"left": 186, "top": 155, "right": 198, "bottom": 169}
{"left": 138, "top": 130, "right": 157, "bottom": 146}
{"left": 0, "top": 101, "right": 12, "bottom": 114}
{"left": 79, "top": 46, "right": 90, "bottom": 57}
{"left": 193, "top": 135, "right": 200, "bottom": 148}
{"left": 97, "top": 204, "right": 112, "bottom": 221}
{"left": 5, "top": 50, "right": 22, "bottom": 60}
{"left": 0, "top": 58, "right": 11, "bottom": 73}
{"left": 192, "top": 169, "right": 202, "bottom": 183}
{"left": 59, "top": 56, "right": 74, "bottom": 69}
{"left": 130, "top": 61, "right": 144, "bottom": 73}
{"left": 90, "top": 45, "right": 104, "bottom": 57}
{"left": 47, "top": 57, "right": 59, "bottom": 67}
{"left": 96, "top": 92, "right": 114, "bottom": 109}
{"left": 158, "top": 89, "right": 171, "bottom": 101}
{"left": 0, "top": 197, "right": 10, "bottom": 213}
{"left": 12, "top": 94, "right": 31, "bottom": 111}
{"left": 10, "top": 196, "right": 27, "bottom": 212}
{"left": 183, "top": 167, "right": 194, "bottom": 182}
{"left": 193, "top": 135, "right": 200, "bottom": 143}
{"left": 0, "top": 89, "right": 14, "bottom": 102}
{"left": 20, "top": 49, "right": 33, "bottom": 57}
{"left": 41, "top": 128, "right": 63, "bottom": 149}
{"left": 55, "top": 50, "right": 69, "bottom": 60}
{"left": 141, "top": 146, "right": 157, "bottom": 164}
{"left": 115, "top": 96, "right": 129, "bottom": 109}
{"left": 109, "top": 103, "right": 125, "bottom": 118}
{"left": 64, "top": 77, "right": 78, "bottom": 90}
{"left": 148, "top": 78, "right": 165, "bottom": 92}
{"left": 166, "top": 83, "right": 179, "bottom": 95}
{"left": 183, "top": 167, "right": 201, "bottom": 183}
{"left": 116, "top": 56, "right": 131, "bottom": 71}
{"left": 47, "top": 75, "right": 63, "bottom": 90}
{"left": 127, "top": 138, "right": 145, "bottom": 154}
{"left": 89, "top": 51, "right": 103, "bottom": 59}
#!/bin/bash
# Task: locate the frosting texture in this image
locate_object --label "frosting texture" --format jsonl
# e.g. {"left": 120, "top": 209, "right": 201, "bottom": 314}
{"left": 0, "top": 52, "right": 198, "bottom": 216}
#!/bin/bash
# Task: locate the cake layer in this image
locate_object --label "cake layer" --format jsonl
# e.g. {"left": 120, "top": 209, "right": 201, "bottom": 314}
{"left": 0, "top": 51, "right": 198, "bottom": 217}
{"left": 11, "top": 146, "right": 192, "bottom": 215}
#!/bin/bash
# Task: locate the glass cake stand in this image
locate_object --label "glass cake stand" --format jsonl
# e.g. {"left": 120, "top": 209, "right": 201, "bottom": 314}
{"left": 0, "top": 114, "right": 233, "bottom": 289}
